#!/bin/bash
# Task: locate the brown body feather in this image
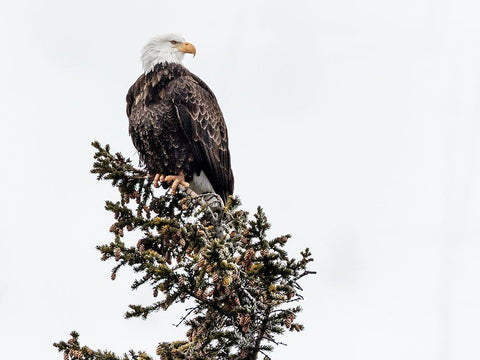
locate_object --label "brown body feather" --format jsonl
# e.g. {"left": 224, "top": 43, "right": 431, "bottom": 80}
{"left": 126, "top": 63, "right": 234, "bottom": 202}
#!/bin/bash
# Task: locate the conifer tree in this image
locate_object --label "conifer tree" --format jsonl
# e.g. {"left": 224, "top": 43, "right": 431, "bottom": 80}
{"left": 54, "top": 142, "right": 314, "bottom": 360}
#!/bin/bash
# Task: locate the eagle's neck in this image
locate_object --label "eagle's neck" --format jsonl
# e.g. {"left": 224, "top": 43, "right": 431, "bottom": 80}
{"left": 142, "top": 44, "right": 184, "bottom": 74}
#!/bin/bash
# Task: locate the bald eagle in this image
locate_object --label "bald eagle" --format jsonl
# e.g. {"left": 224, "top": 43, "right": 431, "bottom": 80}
{"left": 126, "top": 34, "right": 234, "bottom": 203}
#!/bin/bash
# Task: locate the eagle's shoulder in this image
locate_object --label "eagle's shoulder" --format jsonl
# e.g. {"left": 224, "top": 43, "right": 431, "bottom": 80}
{"left": 126, "top": 73, "right": 145, "bottom": 117}
{"left": 127, "top": 64, "right": 190, "bottom": 116}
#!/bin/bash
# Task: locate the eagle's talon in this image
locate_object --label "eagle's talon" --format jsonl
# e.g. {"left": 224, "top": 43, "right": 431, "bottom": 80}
{"left": 153, "top": 173, "right": 164, "bottom": 188}
{"left": 163, "top": 172, "right": 189, "bottom": 195}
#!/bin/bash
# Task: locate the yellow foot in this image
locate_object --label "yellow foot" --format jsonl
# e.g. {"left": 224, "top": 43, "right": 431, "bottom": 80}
{"left": 153, "top": 172, "right": 189, "bottom": 194}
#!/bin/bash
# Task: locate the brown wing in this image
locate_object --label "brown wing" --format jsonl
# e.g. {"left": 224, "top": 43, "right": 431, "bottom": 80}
{"left": 168, "top": 74, "right": 234, "bottom": 202}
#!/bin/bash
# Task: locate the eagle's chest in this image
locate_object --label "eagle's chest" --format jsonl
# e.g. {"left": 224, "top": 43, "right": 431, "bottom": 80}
{"left": 129, "top": 101, "right": 197, "bottom": 178}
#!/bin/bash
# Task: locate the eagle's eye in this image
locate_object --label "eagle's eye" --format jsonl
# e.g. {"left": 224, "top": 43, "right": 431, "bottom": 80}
{"left": 170, "top": 40, "right": 178, "bottom": 45}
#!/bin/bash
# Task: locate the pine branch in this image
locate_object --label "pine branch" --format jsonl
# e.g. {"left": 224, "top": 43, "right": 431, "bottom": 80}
{"left": 54, "top": 331, "right": 153, "bottom": 360}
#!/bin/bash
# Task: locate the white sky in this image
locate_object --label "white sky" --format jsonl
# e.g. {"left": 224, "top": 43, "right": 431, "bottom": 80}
{"left": 1, "top": 0, "right": 480, "bottom": 359}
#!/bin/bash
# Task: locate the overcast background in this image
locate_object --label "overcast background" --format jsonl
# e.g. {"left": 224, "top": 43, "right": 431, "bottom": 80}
{"left": 1, "top": 0, "right": 480, "bottom": 359}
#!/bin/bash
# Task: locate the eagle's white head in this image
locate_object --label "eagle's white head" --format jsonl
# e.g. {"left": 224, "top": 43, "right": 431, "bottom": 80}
{"left": 141, "top": 34, "right": 196, "bottom": 73}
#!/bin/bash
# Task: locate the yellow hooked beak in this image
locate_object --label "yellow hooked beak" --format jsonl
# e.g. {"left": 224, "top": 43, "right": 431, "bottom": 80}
{"left": 177, "top": 42, "right": 196, "bottom": 57}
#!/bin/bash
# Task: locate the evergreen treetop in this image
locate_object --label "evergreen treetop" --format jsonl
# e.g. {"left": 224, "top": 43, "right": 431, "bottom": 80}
{"left": 54, "top": 142, "right": 314, "bottom": 360}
